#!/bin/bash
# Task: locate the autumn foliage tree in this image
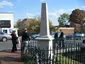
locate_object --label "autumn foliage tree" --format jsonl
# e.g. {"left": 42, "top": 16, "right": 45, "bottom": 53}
{"left": 15, "top": 18, "right": 55, "bottom": 35}
{"left": 70, "top": 9, "right": 85, "bottom": 24}
{"left": 70, "top": 9, "right": 85, "bottom": 33}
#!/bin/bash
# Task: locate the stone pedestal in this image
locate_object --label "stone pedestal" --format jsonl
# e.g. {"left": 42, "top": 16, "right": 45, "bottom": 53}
{"left": 36, "top": 36, "right": 54, "bottom": 58}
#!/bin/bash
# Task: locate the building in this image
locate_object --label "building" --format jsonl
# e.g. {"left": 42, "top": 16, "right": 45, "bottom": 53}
{"left": 0, "top": 12, "right": 17, "bottom": 35}
{"left": 57, "top": 27, "right": 74, "bottom": 36}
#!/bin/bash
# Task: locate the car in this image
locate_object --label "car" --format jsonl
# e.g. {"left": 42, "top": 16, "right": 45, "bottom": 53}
{"left": 0, "top": 32, "right": 12, "bottom": 42}
{"left": 66, "top": 33, "right": 84, "bottom": 40}
{"left": 31, "top": 32, "right": 66, "bottom": 39}
{"left": 31, "top": 34, "right": 40, "bottom": 39}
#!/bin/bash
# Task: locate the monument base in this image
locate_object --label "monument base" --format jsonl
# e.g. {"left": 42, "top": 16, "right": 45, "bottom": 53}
{"left": 36, "top": 35, "right": 54, "bottom": 60}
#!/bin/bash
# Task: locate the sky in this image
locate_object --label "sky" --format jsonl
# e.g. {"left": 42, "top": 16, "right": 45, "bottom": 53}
{"left": 0, "top": 0, "right": 85, "bottom": 26}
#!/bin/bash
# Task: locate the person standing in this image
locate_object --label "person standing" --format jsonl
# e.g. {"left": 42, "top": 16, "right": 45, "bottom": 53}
{"left": 21, "top": 28, "right": 30, "bottom": 60}
{"left": 11, "top": 31, "right": 18, "bottom": 52}
{"left": 54, "top": 32, "right": 58, "bottom": 39}
{"left": 54, "top": 32, "right": 58, "bottom": 45}
{"left": 53, "top": 32, "right": 58, "bottom": 53}
{"left": 59, "top": 30, "right": 64, "bottom": 48}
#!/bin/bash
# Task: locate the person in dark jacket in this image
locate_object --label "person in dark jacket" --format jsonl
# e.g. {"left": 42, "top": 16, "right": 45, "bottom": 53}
{"left": 22, "top": 28, "right": 30, "bottom": 41}
{"left": 59, "top": 30, "right": 64, "bottom": 48}
{"left": 11, "top": 31, "right": 18, "bottom": 52}
{"left": 21, "top": 28, "right": 30, "bottom": 60}
{"left": 54, "top": 32, "right": 58, "bottom": 39}
{"left": 21, "top": 28, "right": 30, "bottom": 54}
{"left": 53, "top": 32, "right": 58, "bottom": 53}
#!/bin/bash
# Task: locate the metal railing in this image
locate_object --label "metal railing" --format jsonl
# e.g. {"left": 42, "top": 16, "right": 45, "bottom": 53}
{"left": 23, "top": 39, "right": 85, "bottom": 64}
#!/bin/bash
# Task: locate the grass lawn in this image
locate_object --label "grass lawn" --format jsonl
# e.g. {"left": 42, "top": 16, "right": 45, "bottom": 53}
{"left": 24, "top": 54, "right": 81, "bottom": 64}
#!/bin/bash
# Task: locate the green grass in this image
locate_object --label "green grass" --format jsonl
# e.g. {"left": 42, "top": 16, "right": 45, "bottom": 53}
{"left": 24, "top": 60, "right": 35, "bottom": 64}
{"left": 24, "top": 54, "right": 81, "bottom": 64}
{"left": 56, "top": 54, "right": 80, "bottom": 64}
{"left": 24, "top": 54, "right": 36, "bottom": 64}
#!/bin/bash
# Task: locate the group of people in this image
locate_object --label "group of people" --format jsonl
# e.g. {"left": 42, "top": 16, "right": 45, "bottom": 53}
{"left": 11, "top": 28, "right": 30, "bottom": 53}
{"left": 54, "top": 30, "right": 64, "bottom": 48}
{"left": 11, "top": 28, "right": 64, "bottom": 53}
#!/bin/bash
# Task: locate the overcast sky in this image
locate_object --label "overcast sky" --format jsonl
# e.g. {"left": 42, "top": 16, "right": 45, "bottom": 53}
{"left": 0, "top": 0, "right": 85, "bottom": 25}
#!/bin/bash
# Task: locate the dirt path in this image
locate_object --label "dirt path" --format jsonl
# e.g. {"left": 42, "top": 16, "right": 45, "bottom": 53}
{"left": 0, "top": 50, "right": 24, "bottom": 64}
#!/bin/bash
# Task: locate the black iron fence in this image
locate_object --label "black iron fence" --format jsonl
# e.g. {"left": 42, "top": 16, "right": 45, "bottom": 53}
{"left": 23, "top": 39, "right": 85, "bottom": 64}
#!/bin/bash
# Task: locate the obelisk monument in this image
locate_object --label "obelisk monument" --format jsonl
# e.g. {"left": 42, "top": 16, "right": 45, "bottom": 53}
{"left": 40, "top": 3, "right": 50, "bottom": 37}
{"left": 36, "top": 3, "right": 54, "bottom": 60}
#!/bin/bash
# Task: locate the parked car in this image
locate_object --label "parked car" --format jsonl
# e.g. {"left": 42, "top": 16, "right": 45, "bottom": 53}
{"left": 66, "top": 33, "right": 84, "bottom": 40}
{"left": 0, "top": 32, "right": 12, "bottom": 42}
{"left": 31, "top": 32, "right": 66, "bottom": 39}
{"left": 31, "top": 33, "right": 40, "bottom": 39}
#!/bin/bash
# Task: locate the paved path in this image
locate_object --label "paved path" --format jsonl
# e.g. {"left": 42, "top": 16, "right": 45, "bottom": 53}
{"left": 0, "top": 49, "right": 24, "bottom": 64}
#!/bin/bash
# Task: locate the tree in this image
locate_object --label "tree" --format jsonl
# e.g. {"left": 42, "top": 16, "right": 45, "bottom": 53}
{"left": 70, "top": 9, "right": 85, "bottom": 33}
{"left": 70, "top": 9, "right": 85, "bottom": 24}
{"left": 81, "top": 10, "right": 85, "bottom": 23}
{"left": 58, "top": 13, "right": 70, "bottom": 27}
{"left": 27, "top": 18, "right": 40, "bottom": 34}
{"left": 81, "top": 10, "right": 85, "bottom": 17}
{"left": 15, "top": 18, "right": 56, "bottom": 35}
{"left": 49, "top": 20, "right": 56, "bottom": 33}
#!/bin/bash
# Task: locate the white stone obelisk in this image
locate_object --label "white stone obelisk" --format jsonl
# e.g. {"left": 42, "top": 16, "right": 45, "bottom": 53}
{"left": 36, "top": 3, "right": 54, "bottom": 61}
{"left": 40, "top": 3, "right": 50, "bottom": 37}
